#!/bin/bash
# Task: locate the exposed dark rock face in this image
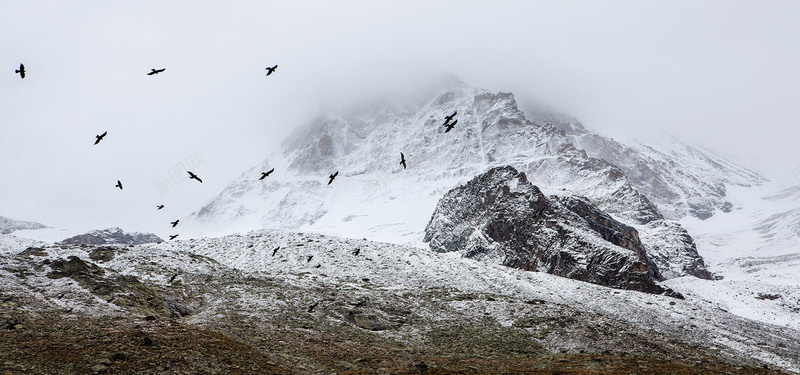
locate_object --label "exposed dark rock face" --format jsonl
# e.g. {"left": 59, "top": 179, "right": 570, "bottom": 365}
{"left": 59, "top": 227, "right": 162, "bottom": 245}
{"left": 424, "top": 166, "right": 681, "bottom": 297}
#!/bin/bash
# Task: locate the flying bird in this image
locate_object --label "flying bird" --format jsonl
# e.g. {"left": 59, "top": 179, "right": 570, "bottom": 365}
{"left": 306, "top": 255, "right": 314, "bottom": 262}
{"left": 187, "top": 171, "right": 203, "bottom": 183}
{"left": 307, "top": 301, "right": 319, "bottom": 313}
{"left": 400, "top": 153, "right": 407, "bottom": 169}
{"left": 169, "top": 234, "right": 179, "bottom": 240}
{"left": 352, "top": 248, "right": 360, "bottom": 256}
{"left": 443, "top": 119, "right": 457, "bottom": 133}
{"left": 15, "top": 63, "right": 25, "bottom": 79}
{"left": 328, "top": 171, "right": 338, "bottom": 185}
{"left": 168, "top": 274, "right": 178, "bottom": 284}
{"left": 259, "top": 168, "right": 275, "bottom": 180}
{"left": 156, "top": 205, "right": 164, "bottom": 210}
{"left": 147, "top": 68, "right": 166, "bottom": 75}
{"left": 94, "top": 131, "right": 107, "bottom": 145}
{"left": 265, "top": 65, "right": 277, "bottom": 76}
{"left": 272, "top": 246, "right": 280, "bottom": 256}
{"left": 171, "top": 220, "right": 179, "bottom": 228}
{"left": 115, "top": 180, "right": 123, "bottom": 190}
{"left": 444, "top": 111, "right": 457, "bottom": 123}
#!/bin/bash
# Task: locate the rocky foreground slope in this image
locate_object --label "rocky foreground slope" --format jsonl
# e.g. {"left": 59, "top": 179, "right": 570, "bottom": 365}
{"left": 2, "top": 233, "right": 798, "bottom": 374}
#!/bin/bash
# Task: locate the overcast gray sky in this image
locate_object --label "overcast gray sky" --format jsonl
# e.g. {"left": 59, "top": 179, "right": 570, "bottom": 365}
{"left": 2, "top": 0, "right": 799, "bottom": 235}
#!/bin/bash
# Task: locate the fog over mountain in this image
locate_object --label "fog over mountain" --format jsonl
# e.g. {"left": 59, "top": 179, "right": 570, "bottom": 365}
{"left": 2, "top": 1, "right": 800, "bottom": 235}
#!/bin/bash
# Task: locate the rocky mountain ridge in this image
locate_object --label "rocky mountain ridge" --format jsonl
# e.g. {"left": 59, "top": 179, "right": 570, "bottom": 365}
{"left": 0, "top": 215, "right": 47, "bottom": 234}
{"left": 59, "top": 227, "right": 163, "bottom": 245}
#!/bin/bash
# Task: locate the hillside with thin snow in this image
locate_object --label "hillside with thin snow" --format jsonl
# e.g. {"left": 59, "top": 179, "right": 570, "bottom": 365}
{"left": 2, "top": 231, "right": 798, "bottom": 373}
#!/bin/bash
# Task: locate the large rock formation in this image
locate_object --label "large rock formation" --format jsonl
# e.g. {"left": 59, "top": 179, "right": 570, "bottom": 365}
{"left": 424, "top": 166, "right": 682, "bottom": 297}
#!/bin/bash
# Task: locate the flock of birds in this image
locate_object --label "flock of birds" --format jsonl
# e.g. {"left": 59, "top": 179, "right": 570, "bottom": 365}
{"left": 13, "top": 62, "right": 462, "bottom": 242}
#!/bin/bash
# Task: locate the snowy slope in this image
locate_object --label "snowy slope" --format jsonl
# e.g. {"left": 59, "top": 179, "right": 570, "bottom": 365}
{"left": 664, "top": 182, "right": 800, "bottom": 332}
{"left": 572, "top": 133, "right": 767, "bottom": 220}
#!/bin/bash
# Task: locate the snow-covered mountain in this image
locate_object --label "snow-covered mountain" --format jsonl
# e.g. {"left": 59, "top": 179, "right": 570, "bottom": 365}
{"left": 191, "top": 79, "right": 765, "bottom": 283}
{"left": 0, "top": 216, "right": 47, "bottom": 234}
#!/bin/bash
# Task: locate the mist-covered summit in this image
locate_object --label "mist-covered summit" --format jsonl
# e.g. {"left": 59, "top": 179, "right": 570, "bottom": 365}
{"left": 192, "top": 80, "right": 761, "bottom": 279}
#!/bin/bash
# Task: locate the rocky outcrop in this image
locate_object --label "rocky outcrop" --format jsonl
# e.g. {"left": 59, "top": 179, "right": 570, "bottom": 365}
{"left": 59, "top": 227, "right": 162, "bottom": 245}
{"left": 424, "top": 166, "right": 681, "bottom": 297}
{"left": 47, "top": 255, "right": 190, "bottom": 317}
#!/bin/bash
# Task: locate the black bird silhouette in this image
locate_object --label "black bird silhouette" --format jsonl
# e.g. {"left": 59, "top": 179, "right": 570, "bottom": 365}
{"left": 94, "top": 131, "right": 107, "bottom": 145}
{"left": 272, "top": 246, "right": 280, "bottom": 256}
{"left": 168, "top": 274, "right": 178, "bottom": 284}
{"left": 265, "top": 65, "right": 277, "bottom": 76}
{"left": 306, "top": 255, "right": 314, "bottom": 262}
{"left": 307, "top": 301, "right": 319, "bottom": 313}
{"left": 400, "top": 153, "right": 407, "bottom": 169}
{"left": 187, "top": 171, "right": 203, "bottom": 183}
{"left": 328, "top": 171, "right": 338, "bottom": 185}
{"left": 169, "top": 234, "right": 179, "bottom": 240}
{"left": 171, "top": 219, "right": 179, "bottom": 228}
{"left": 147, "top": 68, "right": 166, "bottom": 75}
{"left": 115, "top": 180, "right": 123, "bottom": 190}
{"left": 156, "top": 205, "right": 164, "bottom": 210}
{"left": 443, "top": 119, "right": 457, "bottom": 133}
{"left": 444, "top": 111, "right": 457, "bottom": 123}
{"left": 259, "top": 168, "right": 275, "bottom": 180}
{"left": 352, "top": 248, "right": 360, "bottom": 256}
{"left": 15, "top": 63, "right": 25, "bottom": 79}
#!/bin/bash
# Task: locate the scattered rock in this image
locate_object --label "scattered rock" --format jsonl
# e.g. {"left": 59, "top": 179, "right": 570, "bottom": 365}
{"left": 348, "top": 312, "right": 389, "bottom": 331}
